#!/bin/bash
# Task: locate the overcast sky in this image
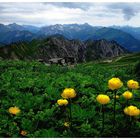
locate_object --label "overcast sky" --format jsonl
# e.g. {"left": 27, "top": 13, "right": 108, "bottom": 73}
{"left": 0, "top": 2, "right": 140, "bottom": 27}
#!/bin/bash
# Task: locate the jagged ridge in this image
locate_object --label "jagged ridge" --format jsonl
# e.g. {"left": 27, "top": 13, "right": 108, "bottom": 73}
{"left": 0, "top": 35, "right": 128, "bottom": 62}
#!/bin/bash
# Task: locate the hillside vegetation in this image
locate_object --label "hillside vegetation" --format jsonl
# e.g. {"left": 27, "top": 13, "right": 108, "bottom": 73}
{"left": 0, "top": 53, "right": 140, "bottom": 137}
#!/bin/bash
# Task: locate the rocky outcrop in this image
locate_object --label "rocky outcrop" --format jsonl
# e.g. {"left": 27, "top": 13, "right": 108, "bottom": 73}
{"left": 36, "top": 35, "right": 86, "bottom": 62}
{"left": 85, "top": 39, "right": 128, "bottom": 61}
{"left": 0, "top": 35, "right": 128, "bottom": 62}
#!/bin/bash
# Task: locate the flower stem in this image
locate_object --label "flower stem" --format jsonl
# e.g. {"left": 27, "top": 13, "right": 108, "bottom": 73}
{"left": 68, "top": 99, "right": 73, "bottom": 132}
{"left": 113, "top": 90, "right": 117, "bottom": 127}
{"left": 129, "top": 116, "right": 132, "bottom": 130}
{"left": 126, "top": 100, "right": 129, "bottom": 106}
{"left": 69, "top": 99, "right": 72, "bottom": 122}
{"left": 102, "top": 105, "right": 105, "bottom": 132}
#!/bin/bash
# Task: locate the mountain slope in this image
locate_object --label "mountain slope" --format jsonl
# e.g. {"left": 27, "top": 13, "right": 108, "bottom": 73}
{"left": 0, "top": 23, "right": 36, "bottom": 45}
{"left": 0, "top": 36, "right": 128, "bottom": 62}
{"left": 0, "top": 30, "right": 35, "bottom": 44}
{"left": 38, "top": 24, "right": 140, "bottom": 52}
{"left": 22, "top": 25, "right": 40, "bottom": 33}
{"left": 85, "top": 39, "right": 128, "bottom": 61}
{"left": 38, "top": 23, "right": 99, "bottom": 40}
{"left": 111, "top": 26, "right": 140, "bottom": 40}
{"left": 0, "top": 35, "right": 86, "bottom": 62}
{"left": 0, "top": 23, "right": 140, "bottom": 52}
{"left": 88, "top": 27, "right": 140, "bottom": 52}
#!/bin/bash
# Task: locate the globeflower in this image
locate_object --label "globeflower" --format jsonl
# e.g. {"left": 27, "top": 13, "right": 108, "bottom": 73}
{"left": 123, "top": 91, "right": 133, "bottom": 100}
{"left": 8, "top": 106, "right": 21, "bottom": 115}
{"left": 108, "top": 77, "right": 123, "bottom": 90}
{"left": 57, "top": 99, "right": 68, "bottom": 106}
{"left": 20, "top": 130, "right": 27, "bottom": 136}
{"left": 96, "top": 94, "right": 110, "bottom": 105}
{"left": 127, "top": 80, "right": 139, "bottom": 89}
{"left": 61, "top": 88, "right": 76, "bottom": 99}
{"left": 124, "top": 105, "right": 140, "bottom": 116}
{"left": 96, "top": 94, "right": 110, "bottom": 131}
{"left": 114, "top": 95, "right": 119, "bottom": 99}
{"left": 64, "top": 122, "right": 70, "bottom": 127}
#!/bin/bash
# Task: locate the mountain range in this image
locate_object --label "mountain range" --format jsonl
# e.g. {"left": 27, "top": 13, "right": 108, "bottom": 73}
{"left": 0, "top": 23, "right": 140, "bottom": 52}
{"left": 0, "top": 35, "right": 128, "bottom": 62}
{"left": 110, "top": 25, "right": 140, "bottom": 40}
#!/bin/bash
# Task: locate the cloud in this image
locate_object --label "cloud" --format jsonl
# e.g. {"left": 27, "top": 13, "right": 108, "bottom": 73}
{"left": 123, "top": 7, "right": 137, "bottom": 20}
{"left": 43, "top": 2, "right": 92, "bottom": 10}
{"left": 107, "top": 3, "right": 140, "bottom": 21}
{"left": 0, "top": 2, "right": 139, "bottom": 27}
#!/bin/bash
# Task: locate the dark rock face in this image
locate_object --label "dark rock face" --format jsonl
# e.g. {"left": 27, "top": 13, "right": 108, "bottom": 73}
{"left": 35, "top": 36, "right": 86, "bottom": 62}
{"left": 0, "top": 36, "right": 128, "bottom": 62}
{"left": 85, "top": 39, "right": 128, "bottom": 61}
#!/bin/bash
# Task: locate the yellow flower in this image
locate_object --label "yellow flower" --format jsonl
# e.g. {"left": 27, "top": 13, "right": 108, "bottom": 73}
{"left": 57, "top": 99, "right": 68, "bottom": 106}
{"left": 108, "top": 78, "right": 123, "bottom": 90}
{"left": 20, "top": 130, "right": 27, "bottom": 136}
{"left": 127, "top": 80, "right": 139, "bottom": 89}
{"left": 96, "top": 94, "right": 110, "bottom": 105}
{"left": 114, "top": 95, "right": 119, "bottom": 99}
{"left": 123, "top": 91, "right": 133, "bottom": 100}
{"left": 8, "top": 107, "right": 21, "bottom": 115}
{"left": 64, "top": 122, "right": 70, "bottom": 127}
{"left": 124, "top": 105, "right": 140, "bottom": 116}
{"left": 61, "top": 88, "right": 76, "bottom": 99}
{"left": 124, "top": 107, "right": 129, "bottom": 115}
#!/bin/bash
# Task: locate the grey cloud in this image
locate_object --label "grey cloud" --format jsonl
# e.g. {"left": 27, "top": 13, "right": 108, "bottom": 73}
{"left": 0, "top": 15, "right": 45, "bottom": 26}
{"left": 107, "top": 3, "right": 140, "bottom": 21}
{"left": 0, "top": 3, "right": 44, "bottom": 14}
{"left": 0, "top": 5, "right": 6, "bottom": 12}
{"left": 43, "top": 2, "right": 92, "bottom": 10}
{"left": 0, "top": 2, "right": 139, "bottom": 26}
{"left": 122, "top": 7, "right": 138, "bottom": 20}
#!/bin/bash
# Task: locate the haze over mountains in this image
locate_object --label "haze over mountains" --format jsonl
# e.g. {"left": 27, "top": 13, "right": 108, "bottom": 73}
{"left": 0, "top": 23, "right": 140, "bottom": 52}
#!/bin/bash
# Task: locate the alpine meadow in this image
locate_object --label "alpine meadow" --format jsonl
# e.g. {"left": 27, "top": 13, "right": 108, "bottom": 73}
{"left": 0, "top": 2, "right": 140, "bottom": 138}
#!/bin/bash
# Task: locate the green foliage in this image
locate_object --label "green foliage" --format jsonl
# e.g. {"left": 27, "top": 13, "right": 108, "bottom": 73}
{"left": 28, "top": 129, "right": 59, "bottom": 138}
{"left": 0, "top": 60, "right": 140, "bottom": 138}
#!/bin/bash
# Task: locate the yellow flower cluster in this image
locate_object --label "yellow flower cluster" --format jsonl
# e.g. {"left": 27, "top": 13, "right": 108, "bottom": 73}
{"left": 8, "top": 106, "right": 21, "bottom": 115}
{"left": 57, "top": 88, "right": 76, "bottom": 106}
{"left": 124, "top": 105, "right": 140, "bottom": 116}
{"left": 108, "top": 78, "right": 123, "bottom": 90}
{"left": 123, "top": 91, "right": 133, "bottom": 100}
{"left": 96, "top": 94, "right": 110, "bottom": 105}
{"left": 127, "top": 80, "right": 139, "bottom": 89}
{"left": 57, "top": 99, "right": 68, "bottom": 106}
{"left": 61, "top": 88, "right": 76, "bottom": 99}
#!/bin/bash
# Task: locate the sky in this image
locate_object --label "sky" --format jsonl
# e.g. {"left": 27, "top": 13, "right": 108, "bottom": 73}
{"left": 0, "top": 2, "right": 140, "bottom": 27}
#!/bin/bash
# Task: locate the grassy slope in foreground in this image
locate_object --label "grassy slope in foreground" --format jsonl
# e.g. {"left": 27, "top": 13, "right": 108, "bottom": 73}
{"left": 0, "top": 53, "right": 140, "bottom": 138}
{"left": 97, "top": 52, "right": 140, "bottom": 67}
